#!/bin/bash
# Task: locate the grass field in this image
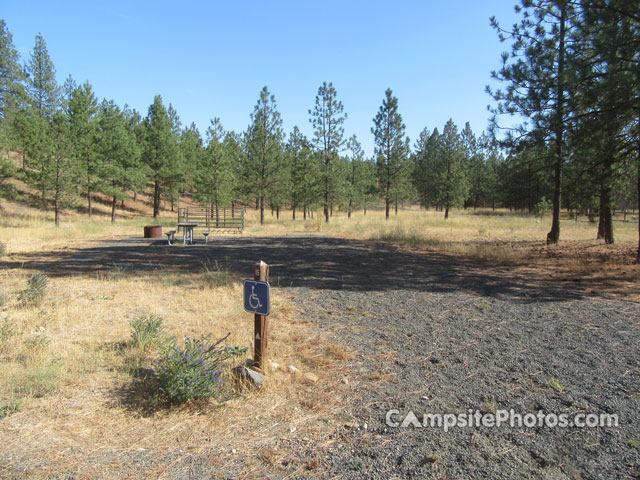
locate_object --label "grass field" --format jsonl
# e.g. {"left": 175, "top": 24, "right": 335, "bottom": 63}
{"left": 0, "top": 196, "right": 638, "bottom": 476}
{"left": 0, "top": 199, "right": 355, "bottom": 477}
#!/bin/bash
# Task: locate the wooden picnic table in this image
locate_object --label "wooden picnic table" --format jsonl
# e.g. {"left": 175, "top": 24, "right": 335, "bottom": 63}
{"left": 177, "top": 222, "right": 198, "bottom": 245}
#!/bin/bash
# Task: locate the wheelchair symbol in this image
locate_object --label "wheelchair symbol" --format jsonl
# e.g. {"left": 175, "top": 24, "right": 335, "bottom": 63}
{"left": 249, "top": 285, "right": 262, "bottom": 309}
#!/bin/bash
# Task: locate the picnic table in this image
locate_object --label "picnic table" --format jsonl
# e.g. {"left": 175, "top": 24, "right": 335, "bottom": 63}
{"left": 177, "top": 222, "right": 198, "bottom": 245}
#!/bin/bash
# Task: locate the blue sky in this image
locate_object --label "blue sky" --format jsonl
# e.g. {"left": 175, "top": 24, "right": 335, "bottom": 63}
{"left": 3, "top": 0, "right": 519, "bottom": 156}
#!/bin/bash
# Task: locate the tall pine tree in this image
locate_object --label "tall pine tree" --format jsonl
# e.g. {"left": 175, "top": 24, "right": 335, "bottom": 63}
{"left": 372, "top": 89, "right": 411, "bottom": 218}
{"left": 309, "top": 82, "right": 346, "bottom": 223}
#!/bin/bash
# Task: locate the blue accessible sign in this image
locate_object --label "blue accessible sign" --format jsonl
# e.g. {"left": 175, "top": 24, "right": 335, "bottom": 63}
{"left": 243, "top": 280, "right": 270, "bottom": 315}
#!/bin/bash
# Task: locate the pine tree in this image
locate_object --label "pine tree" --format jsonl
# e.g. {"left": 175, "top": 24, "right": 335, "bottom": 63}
{"left": 142, "top": 95, "right": 181, "bottom": 217}
{"left": 372, "top": 89, "right": 412, "bottom": 218}
{"left": 413, "top": 127, "right": 440, "bottom": 210}
{"left": 67, "top": 82, "right": 98, "bottom": 215}
{"left": 96, "top": 100, "right": 142, "bottom": 222}
{"left": 195, "top": 118, "right": 236, "bottom": 212}
{"left": 309, "top": 82, "right": 346, "bottom": 223}
{"left": 243, "top": 86, "right": 285, "bottom": 224}
{"left": 180, "top": 122, "right": 204, "bottom": 193}
{"left": 432, "top": 120, "right": 470, "bottom": 219}
{"left": 489, "top": 1, "right": 580, "bottom": 243}
{"left": 48, "top": 111, "right": 77, "bottom": 225}
{"left": 0, "top": 19, "right": 26, "bottom": 150}
{"left": 26, "top": 33, "right": 60, "bottom": 118}
{"left": 287, "top": 126, "right": 320, "bottom": 220}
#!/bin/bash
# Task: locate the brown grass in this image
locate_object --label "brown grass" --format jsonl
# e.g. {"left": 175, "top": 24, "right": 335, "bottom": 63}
{"left": 0, "top": 200, "right": 353, "bottom": 478}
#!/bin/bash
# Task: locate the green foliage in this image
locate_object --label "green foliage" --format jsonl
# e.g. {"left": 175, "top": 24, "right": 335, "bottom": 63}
{"left": 200, "top": 261, "right": 233, "bottom": 288}
{"left": 194, "top": 118, "right": 237, "bottom": 209}
{"left": 309, "top": 81, "right": 346, "bottom": 223}
{"left": 0, "top": 402, "right": 20, "bottom": 419}
{"left": 288, "top": 126, "right": 320, "bottom": 217}
{"left": 67, "top": 81, "right": 99, "bottom": 214}
{"left": 343, "top": 135, "right": 376, "bottom": 217}
{"left": 143, "top": 95, "right": 183, "bottom": 217}
{"left": 151, "top": 334, "right": 239, "bottom": 404}
{"left": 0, "top": 240, "right": 6, "bottom": 257}
{"left": 242, "top": 86, "right": 285, "bottom": 224}
{"left": 548, "top": 377, "right": 565, "bottom": 394}
{"left": 349, "top": 458, "right": 365, "bottom": 471}
{"left": 19, "top": 272, "right": 48, "bottom": 307}
{"left": 130, "top": 315, "right": 167, "bottom": 352}
{"left": 534, "top": 196, "right": 553, "bottom": 218}
{"left": 26, "top": 33, "right": 60, "bottom": 118}
{"left": 430, "top": 120, "right": 470, "bottom": 218}
{"left": 96, "top": 99, "right": 142, "bottom": 222}
{"left": 372, "top": 89, "right": 412, "bottom": 218}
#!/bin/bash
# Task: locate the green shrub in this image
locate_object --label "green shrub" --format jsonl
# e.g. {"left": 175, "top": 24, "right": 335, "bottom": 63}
{"left": 19, "top": 273, "right": 48, "bottom": 307}
{"left": 151, "top": 333, "right": 238, "bottom": 404}
{"left": 0, "top": 241, "right": 6, "bottom": 258}
{"left": 201, "top": 262, "right": 232, "bottom": 288}
{"left": 534, "top": 197, "right": 553, "bottom": 218}
{"left": 130, "top": 315, "right": 166, "bottom": 352}
{"left": 0, "top": 402, "right": 19, "bottom": 419}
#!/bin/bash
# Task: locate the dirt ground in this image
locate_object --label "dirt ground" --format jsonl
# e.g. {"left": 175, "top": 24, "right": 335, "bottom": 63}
{"left": 1, "top": 234, "right": 639, "bottom": 479}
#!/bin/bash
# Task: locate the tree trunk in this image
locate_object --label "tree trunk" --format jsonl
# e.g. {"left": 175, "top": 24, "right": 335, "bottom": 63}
{"left": 292, "top": 205, "right": 296, "bottom": 220}
{"left": 395, "top": 199, "right": 398, "bottom": 215}
{"left": 260, "top": 197, "right": 265, "bottom": 224}
{"left": 637, "top": 151, "right": 640, "bottom": 262}
{"left": 153, "top": 181, "right": 160, "bottom": 217}
{"left": 276, "top": 206, "right": 280, "bottom": 219}
{"left": 303, "top": 206, "right": 307, "bottom": 220}
{"left": 364, "top": 207, "right": 367, "bottom": 216}
{"left": 88, "top": 190, "right": 92, "bottom": 216}
{"left": 54, "top": 152, "right": 61, "bottom": 226}
{"left": 111, "top": 195, "right": 117, "bottom": 223}
{"left": 324, "top": 196, "right": 329, "bottom": 223}
{"left": 134, "top": 191, "right": 137, "bottom": 202}
{"left": 445, "top": 206, "right": 449, "bottom": 220}
{"left": 546, "top": 4, "right": 566, "bottom": 245}
{"left": 385, "top": 198, "right": 390, "bottom": 219}
{"left": 597, "top": 173, "right": 614, "bottom": 244}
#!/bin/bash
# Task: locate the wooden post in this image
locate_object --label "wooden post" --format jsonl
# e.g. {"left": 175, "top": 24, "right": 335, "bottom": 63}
{"left": 253, "top": 261, "right": 269, "bottom": 369}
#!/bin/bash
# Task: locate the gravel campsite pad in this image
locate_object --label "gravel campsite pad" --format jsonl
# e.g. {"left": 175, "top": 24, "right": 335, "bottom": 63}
{"left": 294, "top": 289, "right": 640, "bottom": 479}
{"left": 275, "top": 237, "right": 640, "bottom": 479}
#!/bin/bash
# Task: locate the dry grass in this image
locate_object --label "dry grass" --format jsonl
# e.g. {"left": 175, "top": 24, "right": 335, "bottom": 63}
{"left": 245, "top": 205, "right": 638, "bottom": 245}
{"left": 0, "top": 201, "right": 353, "bottom": 478}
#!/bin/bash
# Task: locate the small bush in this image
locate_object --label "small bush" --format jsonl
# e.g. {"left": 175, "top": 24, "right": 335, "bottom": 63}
{"left": 201, "top": 261, "right": 233, "bottom": 288}
{"left": 19, "top": 273, "right": 48, "bottom": 307}
{"left": 130, "top": 315, "right": 166, "bottom": 352}
{"left": 534, "top": 197, "right": 553, "bottom": 218}
{"left": 0, "top": 241, "right": 6, "bottom": 258}
{"left": 151, "top": 333, "right": 238, "bottom": 404}
{"left": 0, "top": 402, "right": 20, "bottom": 419}
{"left": 549, "top": 377, "right": 565, "bottom": 393}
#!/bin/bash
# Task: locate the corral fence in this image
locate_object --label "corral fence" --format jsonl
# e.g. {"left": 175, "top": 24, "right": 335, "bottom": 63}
{"left": 178, "top": 206, "right": 245, "bottom": 233}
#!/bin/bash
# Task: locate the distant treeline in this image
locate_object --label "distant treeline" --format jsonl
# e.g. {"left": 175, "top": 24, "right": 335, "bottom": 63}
{"left": 0, "top": 0, "right": 639, "bottom": 260}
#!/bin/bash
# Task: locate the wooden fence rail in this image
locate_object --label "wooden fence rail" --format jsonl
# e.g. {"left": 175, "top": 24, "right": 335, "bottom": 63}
{"left": 178, "top": 206, "right": 244, "bottom": 233}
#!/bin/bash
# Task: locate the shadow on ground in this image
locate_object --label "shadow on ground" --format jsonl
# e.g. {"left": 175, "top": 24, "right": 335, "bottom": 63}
{"left": 0, "top": 235, "right": 593, "bottom": 303}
